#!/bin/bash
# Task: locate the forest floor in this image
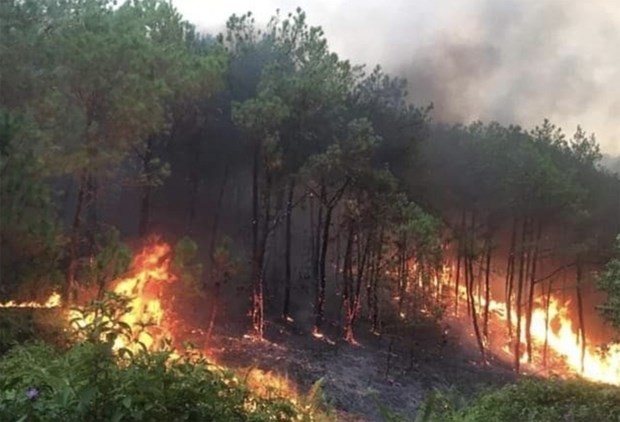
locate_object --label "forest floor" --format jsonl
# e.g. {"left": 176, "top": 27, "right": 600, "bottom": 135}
{"left": 206, "top": 316, "right": 518, "bottom": 421}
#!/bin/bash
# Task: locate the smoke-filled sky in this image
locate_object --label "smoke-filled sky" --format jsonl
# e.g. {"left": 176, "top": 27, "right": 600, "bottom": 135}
{"left": 171, "top": 0, "right": 620, "bottom": 155}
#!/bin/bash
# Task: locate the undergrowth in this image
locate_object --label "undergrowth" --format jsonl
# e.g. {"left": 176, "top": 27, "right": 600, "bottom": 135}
{"left": 0, "top": 293, "right": 324, "bottom": 421}
{"left": 381, "top": 377, "right": 620, "bottom": 422}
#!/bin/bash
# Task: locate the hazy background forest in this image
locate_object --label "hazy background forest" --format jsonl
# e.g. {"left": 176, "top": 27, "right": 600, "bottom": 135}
{"left": 1, "top": 1, "right": 620, "bottom": 421}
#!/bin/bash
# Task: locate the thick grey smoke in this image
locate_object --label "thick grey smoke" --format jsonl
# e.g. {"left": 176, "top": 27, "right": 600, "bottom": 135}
{"left": 175, "top": 0, "right": 620, "bottom": 154}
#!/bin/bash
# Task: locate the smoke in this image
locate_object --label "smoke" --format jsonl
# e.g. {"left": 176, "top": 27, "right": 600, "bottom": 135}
{"left": 174, "top": 0, "right": 620, "bottom": 154}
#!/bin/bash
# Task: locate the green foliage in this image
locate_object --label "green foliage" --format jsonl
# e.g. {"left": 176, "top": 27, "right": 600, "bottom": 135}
{"left": 597, "top": 235, "right": 620, "bottom": 332}
{"left": 0, "top": 110, "right": 64, "bottom": 299}
{"left": 68, "top": 292, "right": 136, "bottom": 348}
{"left": 82, "top": 228, "right": 131, "bottom": 290}
{"left": 0, "top": 292, "right": 313, "bottom": 421}
{"left": 0, "top": 310, "right": 68, "bottom": 355}
{"left": 0, "top": 341, "right": 304, "bottom": 421}
{"left": 420, "top": 378, "right": 620, "bottom": 422}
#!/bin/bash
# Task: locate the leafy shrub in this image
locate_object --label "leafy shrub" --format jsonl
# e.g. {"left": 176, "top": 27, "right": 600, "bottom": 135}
{"left": 421, "top": 378, "right": 620, "bottom": 422}
{"left": 0, "top": 309, "right": 68, "bottom": 355}
{"left": 0, "top": 342, "right": 303, "bottom": 421}
{"left": 0, "top": 293, "right": 313, "bottom": 421}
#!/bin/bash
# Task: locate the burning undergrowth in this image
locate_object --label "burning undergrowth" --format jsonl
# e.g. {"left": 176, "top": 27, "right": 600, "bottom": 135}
{"left": 436, "top": 262, "right": 620, "bottom": 386}
{"left": 0, "top": 238, "right": 321, "bottom": 420}
{"left": 2, "top": 236, "right": 619, "bottom": 421}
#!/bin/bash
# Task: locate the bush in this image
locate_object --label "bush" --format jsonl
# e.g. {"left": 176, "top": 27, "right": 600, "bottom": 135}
{"left": 0, "top": 293, "right": 312, "bottom": 421}
{"left": 421, "top": 378, "right": 620, "bottom": 422}
{"left": 0, "top": 342, "right": 304, "bottom": 421}
{"left": 0, "top": 309, "right": 68, "bottom": 355}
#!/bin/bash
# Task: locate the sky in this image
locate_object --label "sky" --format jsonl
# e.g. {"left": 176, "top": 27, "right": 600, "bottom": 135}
{"left": 171, "top": 0, "right": 620, "bottom": 155}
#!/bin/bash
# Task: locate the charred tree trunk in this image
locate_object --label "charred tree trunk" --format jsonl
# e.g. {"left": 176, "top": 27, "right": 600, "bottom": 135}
{"left": 342, "top": 223, "right": 355, "bottom": 342}
{"left": 185, "top": 142, "right": 201, "bottom": 235}
{"left": 483, "top": 237, "right": 492, "bottom": 340}
{"left": 138, "top": 137, "right": 154, "bottom": 237}
{"left": 282, "top": 178, "right": 296, "bottom": 320}
{"left": 505, "top": 217, "right": 518, "bottom": 337}
{"left": 514, "top": 217, "right": 529, "bottom": 373}
{"left": 466, "top": 212, "right": 485, "bottom": 360}
{"left": 454, "top": 209, "right": 466, "bottom": 315}
{"left": 525, "top": 221, "right": 543, "bottom": 363}
{"left": 398, "top": 234, "right": 408, "bottom": 315}
{"left": 344, "top": 229, "right": 371, "bottom": 343}
{"left": 543, "top": 278, "right": 553, "bottom": 367}
{"left": 208, "top": 162, "right": 230, "bottom": 262}
{"left": 250, "top": 140, "right": 262, "bottom": 337}
{"left": 65, "top": 172, "right": 87, "bottom": 303}
{"left": 371, "top": 229, "right": 383, "bottom": 333}
{"left": 575, "top": 262, "right": 586, "bottom": 374}
{"left": 314, "top": 204, "right": 333, "bottom": 333}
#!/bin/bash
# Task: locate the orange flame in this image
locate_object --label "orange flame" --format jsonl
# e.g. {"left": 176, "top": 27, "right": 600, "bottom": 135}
{"left": 0, "top": 292, "right": 61, "bottom": 308}
{"left": 1, "top": 239, "right": 310, "bottom": 412}
{"left": 68, "top": 241, "right": 174, "bottom": 353}
{"left": 448, "top": 272, "right": 620, "bottom": 385}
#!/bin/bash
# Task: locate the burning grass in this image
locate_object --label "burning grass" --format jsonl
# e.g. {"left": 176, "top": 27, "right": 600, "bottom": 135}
{"left": 433, "top": 266, "right": 620, "bottom": 386}
{"left": 0, "top": 239, "right": 328, "bottom": 421}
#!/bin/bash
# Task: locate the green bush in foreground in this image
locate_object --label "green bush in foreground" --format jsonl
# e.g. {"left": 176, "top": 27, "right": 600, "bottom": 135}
{"left": 417, "top": 378, "right": 620, "bottom": 422}
{"left": 0, "top": 341, "right": 304, "bottom": 422}
{"left": 0, "top": 293, "right": 312, "bottom": 421}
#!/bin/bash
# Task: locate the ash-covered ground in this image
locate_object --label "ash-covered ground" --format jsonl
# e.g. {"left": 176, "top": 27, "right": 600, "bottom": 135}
{"left": 204, "top": 317, "right": 517, "bottom": 421}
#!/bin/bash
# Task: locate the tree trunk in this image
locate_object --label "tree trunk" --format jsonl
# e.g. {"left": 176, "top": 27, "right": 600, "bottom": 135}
{"left": 466, "top": 212, "right": 485, "bottom": 360}
{"left": 138, "top": 138, "right": 153, "bottom": 237}
{"left": 514, "top": 217, "right": 529, "bottom": 373}
{"left": 371, "top": 229, "right": 383, "bottom": 333}
{"left": 398, "top": 234, "right": 408, "bottom": 315}
{"left": 314, "top": 204, "right": 333, "bottom": 333}
{"left": 525, "top": 221, "right": 543, "bottom": 363}
{"left": 576, "top": 262, "right": 586, "bottom": 374}
{"left": 342, "top": 223, "right": 355, "bottom": 342}
{"left": 543, "top": 278, "right": 553, "bottom": 367}
{"left": 282, "top": 178, "right": 296, "bottom": 320}
{"left": 65, "top": 172, "right": 86, "bottom": 304}
{"left": 208, "top": 162, "right": 230, "bottom": 262}
{"left": 250, "top": 140, "right": 262, "bottom": 337}
{"left": 454, "top": 209, "right": 466, "bottom": 316}
{"left": 505, "top": 217, "right": 517, "bottom": 337}
{"left": 483, "top": 237, "right": 492, "bottom": 340}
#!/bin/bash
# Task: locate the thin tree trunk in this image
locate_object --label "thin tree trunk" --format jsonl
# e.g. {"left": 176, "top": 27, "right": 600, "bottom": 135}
{"left": 514, "top": 217, "right": 529, "bottom": 373}
{"left": 314, "top": 204, "right": 333, "bottom": 333}
{"left": 455, "top": 209, "right": 466, "bottom": 316}
{"left": 65, "top": 172, "right": 86, "bottom": 303}
{"left": 466, "top": 212, "right": 485, "bottom": 360}
{"left": 576, "top": 262, "right": 586, "bottom": 374}
{"left": 282, "top": 178, "right": 295, "bottom": 320}
{"left": 543, "top": 278, "right": 553, "bottom": 367}
{"left": 506, "top": 217, "right": 518, "bottom": 337}
{"left": 371, "top": 229, "right": 383, "bottom": 333}
{"left": 250, "top": 140, "right": 262, "bottom": 337}
{"left": 343, "top": 223, "right": 355, "bottom": 342}
{"left": 483, "top": 237, "right": 492, "bottom": 340}
{"left": 525, "top": 221, "right": 543, "bottom": 363}
{"left": 138, "top": 138, "right": 153, "bottom": 237}
{"left": 398, "top": 234, "right": 408, "bottom": 315}
{"left": 208, "top": 162, "right": 230, "bottom": 262}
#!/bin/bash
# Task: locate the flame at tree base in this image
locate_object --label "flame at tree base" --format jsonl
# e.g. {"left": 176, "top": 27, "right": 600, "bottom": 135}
{"left": 448, "top": 274, "right": 620, "bottom": 386}
{"left": 1, "top": 239, "right": 306, "bottom": 408}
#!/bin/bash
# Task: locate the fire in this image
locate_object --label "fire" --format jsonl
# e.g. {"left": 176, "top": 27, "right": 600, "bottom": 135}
{"left": 68, "top": 240, "right": 175, "bottom": 353}
{"left": 447, "top": 272, "right": 620, "bottom": 385}
{"left": 0, "top": 292, "right": 61, "bottom": 308}
{"left": 527, "top": 298, "right": 620, "bottom": 385}
{"left": 0, "top": 239, "right": 314, "bottom": 415}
